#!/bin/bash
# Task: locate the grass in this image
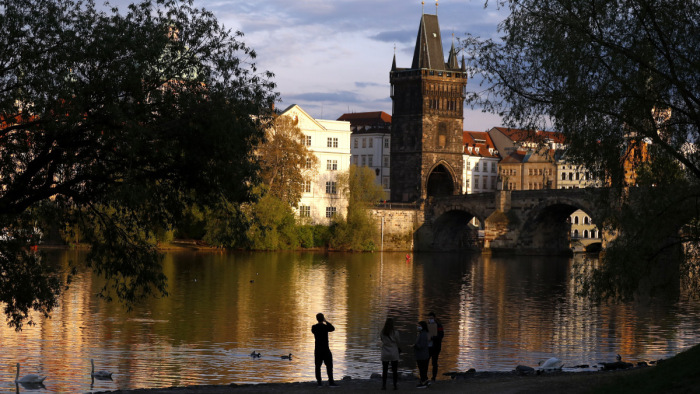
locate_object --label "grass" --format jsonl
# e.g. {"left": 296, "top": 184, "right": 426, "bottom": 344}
{"left": 590, "top": 344, "right": 700, "bottom": 393}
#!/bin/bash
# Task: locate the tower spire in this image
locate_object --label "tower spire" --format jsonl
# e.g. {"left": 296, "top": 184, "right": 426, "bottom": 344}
{"left": 422, "top": 1, "right": 424, "bottom": 15}
{"left": 435, "top": 0, "right": 438, "bottom": 16}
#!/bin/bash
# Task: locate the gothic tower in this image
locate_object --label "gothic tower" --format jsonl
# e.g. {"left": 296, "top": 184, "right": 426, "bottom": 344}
{"left": 390, "top": 12, "right": 467, "bottom": 202}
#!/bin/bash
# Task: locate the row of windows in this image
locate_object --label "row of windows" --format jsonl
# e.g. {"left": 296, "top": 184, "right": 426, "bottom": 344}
{"left": 572, "top": 216, "right": 592, "bottom": 225}
{"left": 528, "top": 168, "right": 553, "bottom": 176}
{"left": 298, "top": 205, "right": 337, "bottom": 218}
{"left": 572, "top": 229, "right": 600, "bottom": 239}
{"left": 352, "top": 155, "right": 390, "bottom": 168}
{"left": 301, "top": 136, "right": 340, "bottom": 148}
{"left": 469, "top": 175, "right": 497, "bottom": 190}
{"left": 561, "top": 172, "right": 594, "bottom": 181}
{"left": 472, "top": 161, "right": 497, "bottom": 173}
{"left": 353, "top": 137, "right": 390, "bottom": 149}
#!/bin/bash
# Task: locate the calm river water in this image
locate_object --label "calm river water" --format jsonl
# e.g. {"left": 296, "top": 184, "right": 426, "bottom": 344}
{"left": 1, "top": 250, "right": 699, "bottom": 393}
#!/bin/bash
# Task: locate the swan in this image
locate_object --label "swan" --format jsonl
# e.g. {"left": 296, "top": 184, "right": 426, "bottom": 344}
{"left": 537, "top": 357, "right": 564, "bottom": 371}
{"left": 15, "top": 363, "right": 46, "bottom": 384}
{"left": 281, "top": 353, "right": 292, "bottom": 360}
{"left": 91, "top": 359, "right": 113, "bottom": 379}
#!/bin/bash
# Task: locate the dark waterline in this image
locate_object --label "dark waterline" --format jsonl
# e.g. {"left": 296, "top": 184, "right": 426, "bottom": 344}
{"left": 1, "top": 250, "right": 698, "bottom": 393}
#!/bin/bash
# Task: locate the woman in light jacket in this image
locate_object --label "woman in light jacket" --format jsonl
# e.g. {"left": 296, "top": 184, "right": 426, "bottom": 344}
{"left": 380, "top": 317, "right": 401, "bottom": 390}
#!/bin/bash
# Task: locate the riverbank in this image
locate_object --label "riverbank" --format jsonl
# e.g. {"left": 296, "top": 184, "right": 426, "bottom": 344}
{"left": 95, "top": 367, "right": 651, "bottom": 394}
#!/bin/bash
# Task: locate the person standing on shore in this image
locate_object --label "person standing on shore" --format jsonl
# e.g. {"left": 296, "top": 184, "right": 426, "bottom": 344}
{"left": 380, "top": 317, "right": 401, "bottom": 390}
{"left": 427, "top": 311, "right": 444, "bottom": 382}
{"left": 312, "top": 313, "right": 338, "bottom": 387}
{"left": 414, "top": 320, "right": 430, "bottom": 388}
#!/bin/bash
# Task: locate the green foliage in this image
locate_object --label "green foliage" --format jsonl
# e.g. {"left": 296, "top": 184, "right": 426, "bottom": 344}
{"left": 202, "top": 198, "right": 249, "bottom": 248}
{"left": 0, "top": 0, "right": 277, "bottom": 328}
{"left": 329, "top": 166, "right": 384, "bottom": 251}
{"left": 466, "top": 0, "right": 700, "bottom": 300}
{"left": 245, "top": 194, "right": 300, "bottom": 250}
{"left": 257, "top": 115, "right": 318, "bottom": 206}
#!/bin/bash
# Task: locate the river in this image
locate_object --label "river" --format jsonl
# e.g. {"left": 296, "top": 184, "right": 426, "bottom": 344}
{"left": 1, "top": 250, "right": 698, "bottom": 393}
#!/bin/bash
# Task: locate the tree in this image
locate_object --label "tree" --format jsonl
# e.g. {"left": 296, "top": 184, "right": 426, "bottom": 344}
{"left": 465, "top": 0, "right": 700, "bottom": 300}
{"left": 330, "top": 165, "right": 386, "bottom": 251}
{"left": 0, "top": 0, "right": 277, "bottom": 329}
{"left": 256, "top": 115, "right": 318, "bottom": 206}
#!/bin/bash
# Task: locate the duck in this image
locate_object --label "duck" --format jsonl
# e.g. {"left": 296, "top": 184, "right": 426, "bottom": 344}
{"left": 281, "top": 353, "right": 292, "bottom": 360}
{"left": 15, "top": 363, "right": 46, "bottom": 384}
{"left": 250, "top": 351, "right": 261, "bottom": 358}
{"left": 91, "top": 359, "right": 113, "bottom": 379}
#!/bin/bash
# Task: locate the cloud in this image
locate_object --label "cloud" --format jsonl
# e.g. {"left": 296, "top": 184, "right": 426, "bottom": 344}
{"left": 355, "top": 81, "right": 387, "bottom": 89}
{"left": 284, "top": 91, "right": 363, "bottom": 104}
{"left": 370, "top": 29, "right": 416, "bottom": 43}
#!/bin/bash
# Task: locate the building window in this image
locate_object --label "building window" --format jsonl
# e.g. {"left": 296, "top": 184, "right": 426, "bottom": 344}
{"left": 302, "top": 180, "right": 311, "bottom": 193}
{"left": 328, "top": 137, "right": 338, "bottom": 148}
{"left": 353, "top": 138, "right": 358, "bottom": 148}
{"left": 306, "top": 158, "right": 313, "bottom": 169}
{"left": 382, "top": 177, "right": 389, "bottom": 188}
{"left": 325, "top": 206, "right": 337, "bottom": 218}
{"left": 362, "top": 138, "right": 366, "bottom": 148}
{"left": 325, "top": 181, "right": 337, "bottom": 194}
{"left": 361, "top": 155, "right": 366, "bottom": 166}
{"left": 327, "top": 160, "right": 338, "bottom": 171}
{"left": 561, "top": 172, "right": 566, "bottom": 181}
{"left": 482, "top": 176, "right": 488, "bottom": 189}
{"left": 352, "top": 155, "right": 358, "bottom": 165}
{"left": 384, "top": 139, "right": 389, "bottom": 148}
{"left": 383, "top": 155, "right": 390, "bottom": 167}
{"left": 368, "top": 155, "right": 373, "bottom": 167}
{"left": 574, "top": 216, "right": 579, "bottom": 224}
{"left": 474, "top": 175, "right": 480, "bottom": 190}
{"left": 491, "top": 176, "right": 497, "bottom": 189}
{"left": 474, "top": 162, "right": 479, "bottom": 171}
{"left": 369, "top": 138, "right": 373, "bottom": 148}
{"left": 303, "top": 135, "right": 311, "bottom": 146}
{"left": 491, "top": 162, "right": 496, "bottom": 173}
{"left": 299, "top": 205, "right": 310, "bottom": 217}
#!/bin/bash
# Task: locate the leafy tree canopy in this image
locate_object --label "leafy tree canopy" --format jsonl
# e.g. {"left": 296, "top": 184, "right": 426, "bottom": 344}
{"left": 256, "top": 115, "right": 318, "bottom": 206}
{"left": 0, "top": 0, "right": 277, "bottom": 329}
{"left": 464, "top": 0, "right": 700, "bottom": 301}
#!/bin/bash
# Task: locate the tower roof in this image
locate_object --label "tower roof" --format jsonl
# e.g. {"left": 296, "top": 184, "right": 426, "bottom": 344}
{"left": 411, "top": 14, "right": 447, "bottom": 70}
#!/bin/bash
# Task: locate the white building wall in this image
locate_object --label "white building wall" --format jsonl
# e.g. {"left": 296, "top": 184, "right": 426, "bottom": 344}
{"left": 351, "top": 132, "right": 391, "bottom": 199}
{"left": 281, "top": 105, "right": 351, "bottom": 224}
{"left": 463, "top": 155, "right": 500, "bottom": 194}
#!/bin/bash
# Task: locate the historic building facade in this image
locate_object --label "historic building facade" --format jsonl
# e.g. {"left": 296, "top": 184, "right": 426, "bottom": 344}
{"left": 338, "top": 111, "right": 392, "bottom": 199}
{"left": 389, "top": 12, "right": 467, "bottom": 202}
{"left": 279, "top": 105, "right": 351, "bottom": 224}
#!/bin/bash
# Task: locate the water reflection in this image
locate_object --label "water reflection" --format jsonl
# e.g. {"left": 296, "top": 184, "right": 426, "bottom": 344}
{"left": 0, "top": 250, "right": 698, "bottom": 393}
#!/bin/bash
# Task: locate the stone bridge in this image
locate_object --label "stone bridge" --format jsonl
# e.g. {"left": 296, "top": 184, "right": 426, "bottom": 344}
{"left": 414, "top": 188, "right": 610, "bottom": 254}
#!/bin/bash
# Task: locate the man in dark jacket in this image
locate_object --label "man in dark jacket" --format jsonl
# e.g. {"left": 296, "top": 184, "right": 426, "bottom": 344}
{"left": 312, "top": 313, "right": 338, "bottom": 387}
{"left": 427, "top": 312, "right": 444, "bottom": 381}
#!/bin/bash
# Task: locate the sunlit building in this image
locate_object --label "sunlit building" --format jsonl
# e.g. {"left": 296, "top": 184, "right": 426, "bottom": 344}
{"left": 279, "top": 105, "right": 351, "bottom": 224}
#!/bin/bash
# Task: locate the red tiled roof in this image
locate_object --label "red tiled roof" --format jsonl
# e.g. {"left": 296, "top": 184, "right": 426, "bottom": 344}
{"left": 337, "top": 111, "right": 391, "bottom": 124}
{"left": 463, "top": 130, "right": 500, "bottom": 158}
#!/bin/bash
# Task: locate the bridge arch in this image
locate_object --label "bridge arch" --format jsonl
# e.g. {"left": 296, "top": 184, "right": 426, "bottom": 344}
{"left": 426, "top": 161, "right": 458, "bottom": 198}
{"left": 430, "top": 209, "right": 483, "bottom": 251}
{"left": 515, "top": 194, "right": 604, "bottom": 254}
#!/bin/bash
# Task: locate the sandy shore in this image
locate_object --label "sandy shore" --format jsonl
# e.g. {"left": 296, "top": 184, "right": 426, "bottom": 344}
{"left": 96, "top": 367, "right": 649, "bottom": 394}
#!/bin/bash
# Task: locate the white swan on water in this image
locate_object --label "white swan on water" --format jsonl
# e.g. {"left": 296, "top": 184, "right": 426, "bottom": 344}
{"left": 91, "top": 359, "right": 113, "bottom": 379}
{"left": 15, "top": 363, "right": 46, "bottom": 384}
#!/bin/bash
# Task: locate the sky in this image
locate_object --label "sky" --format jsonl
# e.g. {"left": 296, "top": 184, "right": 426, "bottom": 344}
{"left": 116, "top": 0, "right": 510, "bottom": 131}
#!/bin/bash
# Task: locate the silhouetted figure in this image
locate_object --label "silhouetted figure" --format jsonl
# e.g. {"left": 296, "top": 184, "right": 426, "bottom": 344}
{"left": 380, "top": 317, "right": 401, "bottom": 390}
{"left": 414, "top": 320, "right": 430, "bottom": 388}
{"left": 427, "top": 311, "right": 444, "bottom": 381}
{"left": 312, "top": 313, "right": 338, "bottom": 387}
